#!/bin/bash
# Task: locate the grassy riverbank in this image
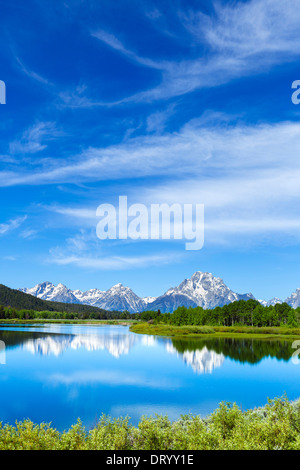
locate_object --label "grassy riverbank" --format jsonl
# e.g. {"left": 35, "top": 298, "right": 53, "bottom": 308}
{"left": 1, "top": 395, "right": 300, "bottom": 450}
{"left": 130, "top": 322, "right": 300, "bottom": 339}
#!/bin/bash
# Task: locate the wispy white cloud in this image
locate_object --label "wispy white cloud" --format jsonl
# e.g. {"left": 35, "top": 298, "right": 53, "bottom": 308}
{"left": 0, "top": 154, "right": 17, "bottom": 163}
{"left": 91, "top": 29, "right": 165, "bottom": 70}
{"left": 19, "top": 228, "right": 38, "bottom": 239}
{"left": 50, "top": 206, "right": 97, "bottom": 220}
{"left": 57, "top": 84, "right": 107, "bottom": 109}
{"left": 0, "top": 215, "right": 27, "bottom": 235}
{"left": 191, "top": 0, "right": 300, "bottom": 57}
{"left": 2, "top": 118, "right": 300, "bottom": 185}
{"left": 45, "top": 0, "right": 300, "bottom": 110}
{"left": 3, "top": 255, "right": 17, "bottom": 261}
{"left": 49, "top": 253, "right": 176, "bottom": 270}
{"left": 15, "top": 56, "right": 53, "bottom": 86}
{"left": 146, "top": 104, "right": 175, "bottom": 134}
{"left": 9, "top": 121, "right": 61, "bottom": 155}
{"left": 89, "top": 0, "right": 300, "bottom": 104}
{"left": 47, "top": 223, "right": 180, "bottom": 270}
{"left": 22, "top": 116, "right": 300, "bottom": 244}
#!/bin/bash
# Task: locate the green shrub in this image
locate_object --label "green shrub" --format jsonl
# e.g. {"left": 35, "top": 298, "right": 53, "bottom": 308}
{"left": 1, "top": 396, "right": 300, "bottom": 450}
{"left": 87, "top": 416, "right": 133, "bottom": 450}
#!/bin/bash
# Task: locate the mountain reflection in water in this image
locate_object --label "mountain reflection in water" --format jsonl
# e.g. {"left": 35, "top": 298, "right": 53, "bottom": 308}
{"left": 0, "top": 330, "right": 141, "bottom": 359}
{"left": 166, "top": 342, "right": 224, "bottom": 374}
{"left": 25, "top": 333, "right": 140, "bottom": 358}
{"left": 165, "top": 336, "right": 292, "bottom": 374}
{"left": 0, "top": 324, "right": 298, "bottom": 431}
{"left": 0, "top": 327, "right": 293, "bottom": 374}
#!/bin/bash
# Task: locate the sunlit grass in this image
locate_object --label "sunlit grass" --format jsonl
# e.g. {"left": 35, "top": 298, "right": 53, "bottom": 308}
{"left": 130, "top": 322, "right": 300, "bottom": 339}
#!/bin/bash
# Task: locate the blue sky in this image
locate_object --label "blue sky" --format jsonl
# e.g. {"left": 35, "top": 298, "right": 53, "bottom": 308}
{"left": 1, "top": 0, "right": 300, "bottom": 301}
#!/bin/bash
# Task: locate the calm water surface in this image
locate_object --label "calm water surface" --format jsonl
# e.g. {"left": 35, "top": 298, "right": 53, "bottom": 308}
{"left": 0, "top": 323, "right": 299, "bottom": 431}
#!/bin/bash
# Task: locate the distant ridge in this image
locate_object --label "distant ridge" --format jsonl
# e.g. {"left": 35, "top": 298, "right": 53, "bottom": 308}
{"left": 16, "top": 270, "right": 285, "bottom": 313}
{"left": 0, "top": 284, "right": 119, "bottom": 315}
{"left": 19, "top": 270, "right": 300, "bottom": 313}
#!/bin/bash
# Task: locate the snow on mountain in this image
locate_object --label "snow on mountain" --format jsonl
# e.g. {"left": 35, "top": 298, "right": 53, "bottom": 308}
{"left": 20, "top": 281, "right": 80, "bottom": 304}
{"left": 285, "top": 289, "right": 300, "bottom": 308}
{"left": 74, "top": 285, "right": 146, "bottom": 312}
{"left": 146, "top": 271, "right": 255, "bottom": 313}
{"left": 20, "top": 282, "right": 145, "bottom": 313}
{"left": 73, "top": 288, "right": 105, "bottom": 307}
{"left": 259, "top": 298, "right": 283, "bottom": 307}
{"left": 147, "top": 293, "right": 198, "bottom": 313}
{"left": 267, "top": 297, "right": 283, "bottom": 307}
{"left": 76, "top": 284, "right": 146, "bottom": 312}
{"left": 95, "top": 283, "right": 146, "bottom": 313}
{"left": 142, "top": 296, "right": 157, "bottom": 305}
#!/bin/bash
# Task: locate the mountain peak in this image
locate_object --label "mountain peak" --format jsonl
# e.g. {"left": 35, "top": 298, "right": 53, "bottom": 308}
{"left": 285, "top": 289, "right": 300, "bottom": 308}
{"left": 152, "top": 271, "right": 254, "bottom": 312}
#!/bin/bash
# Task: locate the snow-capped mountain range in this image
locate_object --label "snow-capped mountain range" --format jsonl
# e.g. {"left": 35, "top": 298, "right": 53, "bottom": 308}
{"left": 19, "top": 271, "right": 300, "bottom": 313}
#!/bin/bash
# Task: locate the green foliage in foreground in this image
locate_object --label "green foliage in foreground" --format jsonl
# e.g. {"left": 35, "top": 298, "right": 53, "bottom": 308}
{"left": 1, "top": 396, "right": 300, "bottom": 450}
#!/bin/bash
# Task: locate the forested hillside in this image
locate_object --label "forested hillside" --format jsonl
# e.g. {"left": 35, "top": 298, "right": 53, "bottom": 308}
{"left": 0, "top": 284, "right": 120, "bottom": 317}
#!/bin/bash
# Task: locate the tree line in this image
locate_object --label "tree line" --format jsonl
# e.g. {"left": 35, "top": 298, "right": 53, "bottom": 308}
{"left": 0, "top": 305, "right": 128, "bottom": 321}
{"left": 0, "top": 307, "right": 163, "bottom": 321}
{"left": 161, "top": 299, "right": 300, "bottom": 328}
{"left": 0, "top": 298, "right": 299, "bottom": 327}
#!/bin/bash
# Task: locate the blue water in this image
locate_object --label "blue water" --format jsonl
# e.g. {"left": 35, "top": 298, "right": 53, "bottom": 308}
{"left": 0, "top": 323, "right": 299, "bottom": 431}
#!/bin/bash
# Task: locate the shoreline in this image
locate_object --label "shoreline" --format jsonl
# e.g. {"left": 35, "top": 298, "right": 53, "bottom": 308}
{"left": 1, "top": 319, "right": 300, "bottom": 340}
{"left": 129, "top": 322, "right": 300, "bottom": 340}
{"left": 2, "top": 319, "right": 300, "bottom": 339}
